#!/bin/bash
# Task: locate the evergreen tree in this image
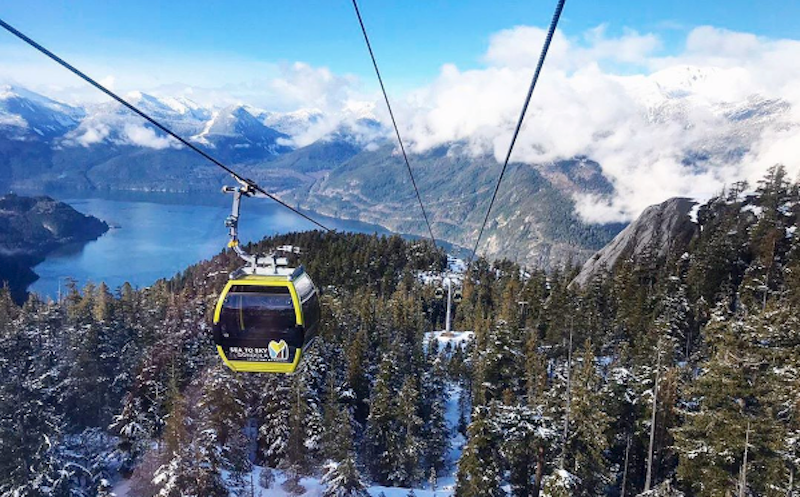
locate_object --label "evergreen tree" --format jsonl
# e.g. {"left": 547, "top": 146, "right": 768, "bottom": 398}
{"left": 675, "top": 311, "right": 786, "bottom": 496}
{"left": 322, "top": 376, "right": 356, "bottom": 463}
{"left": 364, "top": 353, "right": 401, "bottom": 484}
{"left": 541, "top": 469, "right": 579, "bottom": 497}
{"left": 285, "top": 375, "right": 311, "bottom": 472}
{"left": 197, "top": 364, "right": 247, "bottom": 457}
{"left": 96, "top": 478, "right": 116, "bottom": 497}
{"left": 454, "top": 406, "right": 504, "bottom": 497}
{"left": 321, "top": 456, "right": 370, "bottom": 497}
{"left": 257, "top": 375, "right": 291, "bottom": 466}
{"left": 421, "top": 357, "right": 450, "bottom": 474}
{"left": 395, "top": 377, "right": 424, "bottom": 486}
{"left": 496, "top": 403, "right": 558, "bottom": 497}
{"left": 564, "top": 341, "right": 609, "bottom": 496}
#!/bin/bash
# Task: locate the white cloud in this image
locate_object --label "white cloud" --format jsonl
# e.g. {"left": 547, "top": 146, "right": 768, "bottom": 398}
{"left": 4, "top": 23, "right": 799, "bottom": 223}
{"left": 394, "top": 25, "right": 800, "bottom": 223}
{"left": 70, "top": 123, "right": 109, "bottom": 147}
{"left": 483, "top": 24, "right": 660, "bottom": 71}
{"left": 122, "top": 124, "right": 175, "bottom": 149}
{"left": 261, "top": 62, "right": 381, "bottom": 147}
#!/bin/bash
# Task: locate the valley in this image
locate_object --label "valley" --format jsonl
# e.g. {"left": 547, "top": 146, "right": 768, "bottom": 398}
{"left": 2, "top": 66, "right": 791, "bottom": 271}
{"left": 2, "top": 168, "right": 798, "bottom": 496}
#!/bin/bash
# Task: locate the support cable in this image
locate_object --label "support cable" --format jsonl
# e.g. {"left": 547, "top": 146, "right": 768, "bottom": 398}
{"left": 351, "top": 0, "right": 438, "bottom": 248}
{"left": 0, "top": 18, "right": 332, "bottom": 232}
{"left": 467, "top": 0, "right": 566, "bottom": 265}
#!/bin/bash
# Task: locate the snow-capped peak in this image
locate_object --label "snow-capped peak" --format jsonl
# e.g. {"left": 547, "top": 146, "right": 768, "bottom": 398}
{"left": 260, "top": 108, "right": 323, "bottom": 136}
{"left": 650, "top": 65, "right": 722, "bottom": 95}
{"left": 0, "top": 84, "right": 83, "bottom": 116}
{"left": 342, "top": 100, "right": 377, "bottom": 121}
{"left": 124, "top": 91, "right": 207, "bottom": 118}
{"left": 200, "top": 105, "right": 263, "bottom": 137}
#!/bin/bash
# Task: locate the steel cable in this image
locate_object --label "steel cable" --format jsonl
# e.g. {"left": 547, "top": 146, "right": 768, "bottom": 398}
{"left": 0, "top": 17, "right": 332, "bottom": 232}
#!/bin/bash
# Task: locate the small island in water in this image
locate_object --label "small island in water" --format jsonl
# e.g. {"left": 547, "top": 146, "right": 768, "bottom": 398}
{"left": 0, "top": 193, "right": 109, "bottom": 302}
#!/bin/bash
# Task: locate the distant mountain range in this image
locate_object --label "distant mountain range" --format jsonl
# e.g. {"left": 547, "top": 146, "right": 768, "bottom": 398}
{"left": 0, "top": 66, "right": 791, "bottom": 268}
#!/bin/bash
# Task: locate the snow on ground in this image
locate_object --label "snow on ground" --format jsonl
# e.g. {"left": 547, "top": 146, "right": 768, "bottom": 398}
{"left": 417, "top": 256, "right": 466, "bottom": 286}
{"left": 251, "top": 470, "right": 325, "bottom": 496}
{"left": 688, "top": 202, "right": 701, "bottom": 224}
{"left": 368, "top": 382, "right": 466, "bottom": 496}
{"left": 112, "top": 477, "right": 132, "bottom": 496}
{"left": 368, "top": 485, "right": 444, "bottom": 496}
{"left": 447, "top": 256, "right": 466, "bottom": 274}
{"left": 425, "top": 330, "right": 474, "bottom": 353}
{"left": 113, "top": 379, "right": 468, "bottom": 497}
{"left": 742, "top": 204, "right": 763, "bottom": 218}
{"left": 442, "top": 384, "right": 467, "bottom": 489}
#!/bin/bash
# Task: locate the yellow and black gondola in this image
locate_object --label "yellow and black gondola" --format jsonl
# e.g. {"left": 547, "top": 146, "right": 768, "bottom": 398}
{"left": 213, "top": 266, "right": 320, "bottom": 373}
{"left": 214, "top": 183, "right": 321, "bottom": 374}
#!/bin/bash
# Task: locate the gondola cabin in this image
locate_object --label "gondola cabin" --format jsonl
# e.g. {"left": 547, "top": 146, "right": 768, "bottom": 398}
{"left": 213, "top": 264, "right": 320, "bottom": 373}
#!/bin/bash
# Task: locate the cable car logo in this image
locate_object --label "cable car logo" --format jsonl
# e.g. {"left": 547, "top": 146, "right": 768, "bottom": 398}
{"left": 268, "top": 340, "right": 289, "bottom": 361}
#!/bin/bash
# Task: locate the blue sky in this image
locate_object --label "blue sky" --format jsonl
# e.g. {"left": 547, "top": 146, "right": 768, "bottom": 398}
{"left": 0, "top": 0, "right": 798, "bottom": 91}
{"left": 1, "top": 1, "right": 799, "bottom": 223}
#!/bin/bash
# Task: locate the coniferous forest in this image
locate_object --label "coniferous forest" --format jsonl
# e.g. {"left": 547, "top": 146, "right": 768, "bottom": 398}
{"left": 1, "top": 165, "right": 799, "bottom": 497}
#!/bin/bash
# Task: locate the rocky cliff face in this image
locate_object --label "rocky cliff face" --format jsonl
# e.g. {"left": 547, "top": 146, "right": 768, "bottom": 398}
{"left": 0, "top": 194, "right": 109, "bottom": 301}
{"left": 571, "top": 197, "right": 698, "bottom": 287}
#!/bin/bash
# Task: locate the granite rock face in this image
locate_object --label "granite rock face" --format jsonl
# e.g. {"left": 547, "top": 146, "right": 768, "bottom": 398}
{"left": 572, "top": 197, "right": 698, "bottom": 288}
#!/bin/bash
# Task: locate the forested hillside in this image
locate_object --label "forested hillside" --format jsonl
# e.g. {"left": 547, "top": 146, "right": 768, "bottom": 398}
{"left": 1, "top": 165, "right": 798, "bottom": 496}
{"left": 0, "top": 193, "right": 109, "bottom": 302}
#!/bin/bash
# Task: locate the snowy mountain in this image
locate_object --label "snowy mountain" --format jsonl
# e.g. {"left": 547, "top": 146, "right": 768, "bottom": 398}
{"left": 259, "top": 107, "right": 324, "bottom": 136}
{"left": 62, "top": 91, "right": 209, "bottom": 148}
{"left": 571, "top": 197, "right": 699, "bottom": 287}
{"left": 619, "top": 65, "right": 792, "bottom": 152}
{"left": 0, "top": 84, "right": 83, "bottom": 140}
{"left": 0, "top": 79, "right": 796, "bottom": 269}
{"left": 193, "top": 105, "right": 291, "bottom": 162}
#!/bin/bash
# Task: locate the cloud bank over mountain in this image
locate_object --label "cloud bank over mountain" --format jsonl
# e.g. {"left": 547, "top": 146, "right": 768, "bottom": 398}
{"left": 396, "top": 25, "right": 800, "bottom": 222}
{"left": 2, "top": 24, "right": 798, "bottom": 222}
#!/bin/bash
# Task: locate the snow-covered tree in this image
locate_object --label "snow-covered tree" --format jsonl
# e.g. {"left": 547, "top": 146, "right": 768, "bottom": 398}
{"left": 541, "top": 469, "right": 579, "bottom": 497}
{"left": 257, "top": 375, "right": 291, "bottom": 466}
{"left": 563, "top": 341, "right": 610, "bottom": 496}
{"left": 321, "top": 456, "right": 370, "bottom": 497}
{"left": 495, "top": 403, "right": 558, "bottom": 497}
{"left": 454, "top": 406, "right": 504, "bottom": 497}
{"left": 365, "top": 352, "right": 402, "bottom": 484}
{"left": 675, "top": 311, "right": 786, "bottom": 496}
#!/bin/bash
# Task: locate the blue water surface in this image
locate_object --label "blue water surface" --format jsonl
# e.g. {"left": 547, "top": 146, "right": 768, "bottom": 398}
{"left": 27, "top": 191, "right": 393, "bottom": 299}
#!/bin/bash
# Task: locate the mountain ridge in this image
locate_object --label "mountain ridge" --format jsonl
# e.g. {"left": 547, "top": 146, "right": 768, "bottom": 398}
{"left": 571, "top": 197, "right": 699, "bottom": 287}
{"left": 0, "top": 78, "right": 792, "bottom": 269}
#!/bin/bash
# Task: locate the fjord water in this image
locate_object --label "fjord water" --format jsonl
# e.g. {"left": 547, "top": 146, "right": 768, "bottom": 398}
{"left": 28, "top": 190, "right": 392, "bottom": 299}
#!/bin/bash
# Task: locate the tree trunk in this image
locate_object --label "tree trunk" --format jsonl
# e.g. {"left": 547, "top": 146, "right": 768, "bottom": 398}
{"left": 533, "top": 445, "right": 545, "bottom": 497}
{"left": 739, "top": 422, "right": 750, "bottom": 497}
{"left": 621, "top": 434, "right": 631, "bottom": 497}
{"left": 645, "top": 343, "right": 661, "bottom": 492}
{"left": 560, "top": 322, "right": 573, "bottom": 470}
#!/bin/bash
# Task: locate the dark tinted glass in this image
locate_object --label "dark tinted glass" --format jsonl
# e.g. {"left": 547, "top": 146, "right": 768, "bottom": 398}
{"left": 218, "top": 286, "right": 297, "bottom": 341}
